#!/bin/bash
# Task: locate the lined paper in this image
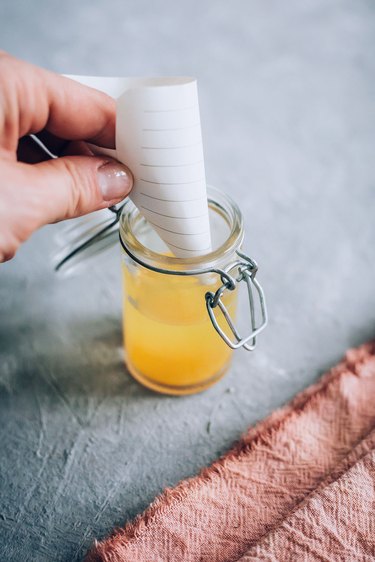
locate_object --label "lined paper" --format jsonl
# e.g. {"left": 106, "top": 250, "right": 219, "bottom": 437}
{"left": 65, "top": 75, "right": 211, "bottom": 257}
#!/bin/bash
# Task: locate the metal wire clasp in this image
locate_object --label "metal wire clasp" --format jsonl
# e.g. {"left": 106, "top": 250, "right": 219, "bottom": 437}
{"left": 119, "top": 232, "right": 267, "bottom": 352}
{"left": 205, "top": 250, "right": 268, "bottom": 351}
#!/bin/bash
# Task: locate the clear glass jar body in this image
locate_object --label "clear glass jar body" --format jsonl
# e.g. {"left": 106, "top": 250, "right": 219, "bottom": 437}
{"left": 119, "top": 186, "right": 244, "bottom": 395}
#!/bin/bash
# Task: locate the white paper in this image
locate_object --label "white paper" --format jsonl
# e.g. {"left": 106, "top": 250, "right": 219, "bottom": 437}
{"left": 65, "top": 75, "right": 211, "bottom": 257}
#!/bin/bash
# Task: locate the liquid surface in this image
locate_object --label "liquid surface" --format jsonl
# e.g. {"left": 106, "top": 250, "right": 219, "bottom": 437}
{"left": 122, "top": 262, "right": 236, "bottom": 393}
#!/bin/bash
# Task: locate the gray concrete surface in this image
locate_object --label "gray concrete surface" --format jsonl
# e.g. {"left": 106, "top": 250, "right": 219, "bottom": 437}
{"left": 1, "top": 0, "right": 375, "bottom": 560}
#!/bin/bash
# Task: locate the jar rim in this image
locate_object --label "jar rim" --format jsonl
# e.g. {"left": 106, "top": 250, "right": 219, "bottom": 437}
{"left": 119, "top": 185, "right": 244, "bottom": 273}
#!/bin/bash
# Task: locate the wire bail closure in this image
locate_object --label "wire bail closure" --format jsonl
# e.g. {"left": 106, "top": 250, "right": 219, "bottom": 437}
{"left": 205, "top": 251, "right": 267, "bottom": 351}
{"left": 120, "top": 233, "right": 268, "bottom": 352}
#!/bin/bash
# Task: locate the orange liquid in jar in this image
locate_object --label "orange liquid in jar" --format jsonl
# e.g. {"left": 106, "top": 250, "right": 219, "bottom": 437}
{"left": 122, "top": 263, "right": 236, "bottom": 394}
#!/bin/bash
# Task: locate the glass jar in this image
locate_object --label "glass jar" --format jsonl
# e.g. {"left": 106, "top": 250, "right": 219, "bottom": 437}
{"left": 119, "top": 186, "right": 267, "bottom": 395}
{"left": 53, "top": 186, "right": 267, "bottom": 395}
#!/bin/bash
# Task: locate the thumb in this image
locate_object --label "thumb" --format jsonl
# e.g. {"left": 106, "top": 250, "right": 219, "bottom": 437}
{"left": 0, "top": 155, "right": 133, "bottom": 262}
{"left": 28, "top": 155, "right": 133, "bottom": 224}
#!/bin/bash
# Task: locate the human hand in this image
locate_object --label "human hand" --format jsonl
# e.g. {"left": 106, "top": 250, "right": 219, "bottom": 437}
{"left": 0, "top": 52, "right": 133, "bottom": 262}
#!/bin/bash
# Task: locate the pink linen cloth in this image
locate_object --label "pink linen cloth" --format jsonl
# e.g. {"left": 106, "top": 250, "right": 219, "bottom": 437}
{"left": 86, "top": 341, "right": 375, "bottom": 562}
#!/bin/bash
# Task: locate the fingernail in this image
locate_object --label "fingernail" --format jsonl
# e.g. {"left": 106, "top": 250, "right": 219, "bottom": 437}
{"left": 98, "top": 161, "right": 133, "bottom": 202}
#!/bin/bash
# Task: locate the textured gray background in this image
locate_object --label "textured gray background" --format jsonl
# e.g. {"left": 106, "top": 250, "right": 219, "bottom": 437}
{"left": 1, "top": 0, "right": 375, "bottom": 560}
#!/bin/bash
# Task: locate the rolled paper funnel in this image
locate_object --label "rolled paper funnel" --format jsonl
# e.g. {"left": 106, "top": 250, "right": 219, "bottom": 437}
{"left": 65, "top": 75, "right": 211, "bottom": 257}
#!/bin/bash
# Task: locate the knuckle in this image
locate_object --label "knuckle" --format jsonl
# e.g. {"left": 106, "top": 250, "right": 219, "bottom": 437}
{"left": 60, "top": 157, "right": 97, "bottom": 217}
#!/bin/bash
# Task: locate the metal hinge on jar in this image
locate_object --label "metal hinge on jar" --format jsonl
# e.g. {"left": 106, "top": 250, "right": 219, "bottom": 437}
{"left": 119, "top": 235, "right": 268, "bottom": 352}
{"left": 205, "top": 251, "right": 268, "bottom": 351}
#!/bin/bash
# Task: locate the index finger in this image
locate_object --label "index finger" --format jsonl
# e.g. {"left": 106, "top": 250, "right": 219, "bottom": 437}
{"left": 0, "top": 52, "right": 116, "bottom": 154}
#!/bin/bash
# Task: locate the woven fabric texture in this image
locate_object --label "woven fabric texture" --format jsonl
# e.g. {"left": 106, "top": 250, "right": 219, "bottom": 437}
{"left": 86, "top": 341, "right": 375, "bottom": 562}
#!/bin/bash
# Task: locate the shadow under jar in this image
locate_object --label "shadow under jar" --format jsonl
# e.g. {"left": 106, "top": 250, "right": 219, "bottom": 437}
{"left": 119, "top": 186, "right": 267, "bottom": 395}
